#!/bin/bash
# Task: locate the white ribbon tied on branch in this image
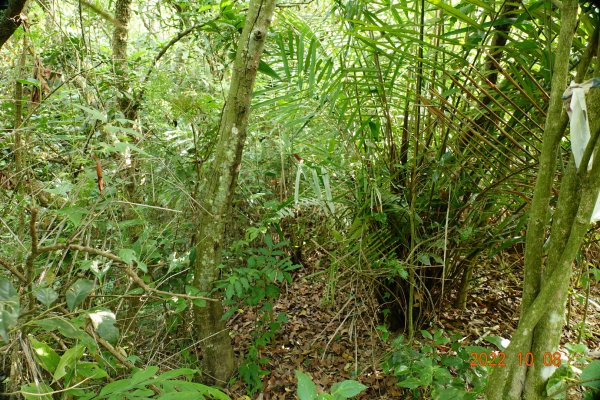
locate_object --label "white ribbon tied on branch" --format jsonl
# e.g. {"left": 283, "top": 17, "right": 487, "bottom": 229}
{"left": 562, "top": 77, "right": 600, "bottom": 222}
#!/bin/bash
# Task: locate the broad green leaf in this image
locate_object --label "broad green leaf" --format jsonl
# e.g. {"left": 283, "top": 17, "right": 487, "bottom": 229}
{"left": 421, "top": 330, "right": 433, "bottom": 340}
{"left": 73, "top": 104, "right": 107, "bottom": 122}
{"left": 33, "top": 286, "right": 58, "bottom": 307}
{"left": 581, "top": 360, "right": 600, "bottom": 389}
{"left": 88, "top": 310, "right": 119, "bottom": 345}
{"left": 17, "top": 78, "right": 41, "bottom": 87}
{"left": 330, "top": 380, "right": 368, "bottom": 398}
{"left": 66, "top": 279, "right": 94, "bottom": 311}
{"left": 32, "top": 318, "right": 92, "bottom": 344}
{"left": 76, "top": 361, "right": 109, "bottom": 380}
{"left": 29, "top": 336, "right": 60, "bottom": 374}
{"left": 43, "top": 181, "right": 74, "bottom": 197}
{"left": 483, "top": 335, "right": 508, "bottom": 350}
{"left": 130, "top": 366, "right": 159, "bottom": 385}
{"left": 545, "top": 365, "right": 572, "bottom": 398}
{"left": 56, "top": 207, "right": 89, "bottom": 226}
{"left": 317, "top": 395, "right": 334, "bottom": 400}
{"left": 118, "top": 248, "right": 137, "bottom": 264}
{"left": 157, "top": 380, "right": 231, "bottom": 400}
{"left": 137, "top": 260, "right": 148, "bottom": 273}
{"left": 32, "top": 319, "right": 101, "bottom": 354}
{"left": 98, "top": 377, "right": 134, "bottom": 397}
{"left": 21, "top": 382, "right": 53, "bottom": 400}
{"left": 295, "top": 370, "right": 318, "bottom": 400}
{"left": 53, "top": 344, "right": 85, "bottom": 382}
{"left": 158, "top": 392, "right": 203, "bottom": 400}
{"left": 0, "top": 279, "right": 20, "bottom": 342}
{"left": 0, "top": 279, "right": 17, "bottom": 300}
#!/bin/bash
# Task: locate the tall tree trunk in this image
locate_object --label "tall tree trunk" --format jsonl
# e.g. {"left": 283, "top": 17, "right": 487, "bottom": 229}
{"left": 192, "top": 0, "right": 277, "bottom": 385}
{"left": 113, "top": 0, "right": 135, "bottom": 120}
{"left": 112, "top": 0, "right": 141, "bottom": 209}
{"left": 485, "top": 1, "right": 595, "bottom": 398}
{"left": 0, "top": 0, "right": 27, "bottom": 50}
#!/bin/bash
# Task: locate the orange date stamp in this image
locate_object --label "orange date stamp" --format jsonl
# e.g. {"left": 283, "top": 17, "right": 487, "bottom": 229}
{"left": 469, "top": 352, "right": 562, "bottom": 367}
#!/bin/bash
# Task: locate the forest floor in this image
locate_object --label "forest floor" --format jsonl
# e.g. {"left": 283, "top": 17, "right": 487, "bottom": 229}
{"left": 224, "top": 252, "right": 600, "bottom": 399}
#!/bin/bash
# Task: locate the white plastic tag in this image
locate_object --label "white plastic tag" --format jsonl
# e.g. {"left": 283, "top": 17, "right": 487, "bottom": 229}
{"left": 563, "top": 80, "right": 600, "bottom": 222}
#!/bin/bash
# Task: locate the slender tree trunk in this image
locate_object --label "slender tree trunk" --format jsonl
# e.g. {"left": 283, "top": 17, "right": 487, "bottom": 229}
{"left": 486, "top": 1, "right": 595, "bottom": 398}
{"left": 192, "top": 0, "right": 277, "bottom": 385}
{"left": 113, "top": 0, "right": 134, "bottom": 120}
{"left": 524, "top": 84, "right": 600, "bottom": 400}
{"left": 112, "top": 0, "right": 140, "bottom": 206}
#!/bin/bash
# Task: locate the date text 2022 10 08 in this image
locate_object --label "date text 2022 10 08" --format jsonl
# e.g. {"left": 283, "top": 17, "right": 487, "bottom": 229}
{"left": 469, "top": 351, "right": 562, "bottom": 368}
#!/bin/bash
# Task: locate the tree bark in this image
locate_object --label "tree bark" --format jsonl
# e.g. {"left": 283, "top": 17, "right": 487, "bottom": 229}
{"left": 485, "top": 1, "right": 593, "bottom": 398}
{"left": 192, "top": 0, "right": 277, "bottom": 385}
{"left": 112, "top": 0, "right": 135, "bottom": 120}
{"left": 524, "top": 84, "right": 600, "bottom": 400}
{"left": 0, "top": 0, "right": 27, "bottom": 50}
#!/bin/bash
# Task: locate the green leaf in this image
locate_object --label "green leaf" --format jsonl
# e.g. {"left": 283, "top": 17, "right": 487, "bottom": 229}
{"left": 425, "top": 0, "right": 481, "bottom": 29}
{"left": 17, "top": 78, "right": 41, "bottom": 87}
{"left": 130, "top": 366, "right": 159, "bottom": 385}
{"left": 156, "top": 368, "right": 197, "bottom": 380}
{"left": 483, "top": 335, "right": 507, "bottom": 350}
{"left": 55, "top": 207, "right": 88, "bottom": 226}
{"left": 417, "top": 253, "right": 431, "bottom": 266}
{"left": 33, "top": 286, "right": 59, "bottom": 307}
{"left": 88, "top": 310, "right": 119, "bottom": 345}
{"left": 330, "top": 380, "right": 368, "bottom": 399}
{"left": 21, "top": 383, "right": 53, "bottom": 400}
{"left": 397, "top": 376, "right": 422, "bottom": 389}
{"left": 295, "top": 370, "right": 318, "bottom": 400}
{"left": 43, "top": 181, "right": 74, "bottom": 197}
{"left": 581, "top": 360, "right": 600, "bottom": 389}
{"left": 545, "top": 365, "right": 572, "bottom": 398}
{"left": 265, "top": 283, "right": 280, "bottom": 298}
{"left": 98, "top": 377, "right": 134, "bottom": 397}
{"left": 73, "top": 104, "right": 107, "bottom": 122}
{"left": 158, "top": 392, "right": 204, "bottom": 400}
{"left": 137, "top": 260, "right": 148, "bottom": 273}
{"left": 118, "top": 248, "right": 137, "bottom": 264}
{"left": 76, "top": 361, "right": 109, "bottom": 380}
{"left": 53, "top": 344, "right": 86, "bottom": 382}
{"left": 32, "top": 318, "right": 92, "bottom": 345}
{"left": 66, "top": 279, "right": 94, "bottom": 311}
{"left": 29, "top": 336, "right": 60, "bottom": 374}
{"left": 258, "top": 59, "right": 281, "bottom": 80}
{"left": 0, "top": 278, "right": 20, "bottom": 342}
{"left": 421, "top": 330, "right": 433, "bottom": 340}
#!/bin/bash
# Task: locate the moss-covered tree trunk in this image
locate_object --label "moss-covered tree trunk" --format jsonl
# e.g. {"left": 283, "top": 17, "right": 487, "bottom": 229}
{"left": 486, "top": 1, "right": 600, "bottom": 398}
{"left": 113, "top": 0, "right": 134, "bottom": 120}
{"left": 192, "top": 0, "right": 277, "bottom": 385}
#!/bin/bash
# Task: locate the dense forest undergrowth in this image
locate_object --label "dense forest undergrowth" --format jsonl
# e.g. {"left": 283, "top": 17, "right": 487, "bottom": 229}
{"left": 221, "top": 246, "right": 600, "bottom": 399}
{"left": 1, "top": 0, "right": 600, "bottom": 399}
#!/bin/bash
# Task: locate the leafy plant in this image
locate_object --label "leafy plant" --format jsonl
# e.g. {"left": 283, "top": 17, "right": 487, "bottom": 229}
{"left": 384, "top": 329, "right": 488, "bottom": 399}
{"left": 218, "top": 231, "right": 298, "bottom": 394}
{"left": 295, "top": 370, "right": 367, "bottom": 400}
{"left": 20, "top": 366, "right": 231, "bottom": 400}
{"left": 219, "top": 235, "right": 298, "bottom": 315}
{"left": 239, "top": 312, "right": 287, "bottom": 395}
{"left": 0, "top": 278, "right": 20, "bottom": 342}
{"left": 544, "top": 343, "right": 600, "bottom": 399}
